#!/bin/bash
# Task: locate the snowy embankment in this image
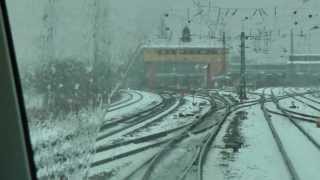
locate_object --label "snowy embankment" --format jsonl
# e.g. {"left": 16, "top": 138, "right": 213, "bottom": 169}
{"left": 28, "top": 90, "right": 161, "bottom": 179}
{"left": 30, "top": 107, "right": 105, "bottom": 179}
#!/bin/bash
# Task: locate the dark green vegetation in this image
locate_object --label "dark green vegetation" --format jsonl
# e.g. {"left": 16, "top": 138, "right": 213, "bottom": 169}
{"left": 26, "top": 59, "right": 115, "bottom": 114}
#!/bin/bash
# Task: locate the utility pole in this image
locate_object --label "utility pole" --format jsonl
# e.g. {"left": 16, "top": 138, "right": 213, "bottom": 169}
{"left": 239, "top": 32, "right": 247, "bottom": 100}
{"left": 92, "top": 0, "right": 110, "bottom": 63}
{"left": 222, "top": 31, "right": 226, "bottom": 55}
{"left": 274, "top": 6, "right": 280, "bottom": 36}
{"left": 209, "top": 0, "right": 212, "bottom": 12}
{"left": 222, "top": 32, "right": 226, "bottom": 75}
{"left": 159, "top": 16, "right": 167, "bottom": 39}
{"left": 42, "top": 0, "right": 57, "bottom": 62}
{"left": 290, "top": 29, "right": 294, "bottom": 56}
{"left": 289, "top": 29, "right": 295, "bottom": 84}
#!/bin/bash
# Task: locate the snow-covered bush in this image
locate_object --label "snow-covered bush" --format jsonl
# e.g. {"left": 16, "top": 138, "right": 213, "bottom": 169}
{"left": 29, "top": 106, "right": 105, "bottom": 179}
{"left": 32, "top": 58, "right": 113, "bottom": 113}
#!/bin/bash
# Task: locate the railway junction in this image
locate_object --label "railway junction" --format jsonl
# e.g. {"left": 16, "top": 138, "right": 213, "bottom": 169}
{"left": 80, "top": 87, "right": 320, "bottom": 180}
{"left": 8, "top": 1, "right": 320, "bottom": 180}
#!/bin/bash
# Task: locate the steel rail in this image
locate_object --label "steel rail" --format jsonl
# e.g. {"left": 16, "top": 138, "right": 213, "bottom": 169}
{"left": 262, "top": 91, "right": 300, "bottom": 180}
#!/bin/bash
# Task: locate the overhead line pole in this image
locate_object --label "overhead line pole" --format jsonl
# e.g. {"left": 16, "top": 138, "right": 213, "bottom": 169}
{"left": 222, "top": 31, "right": 226, "bottom": 73}
{"left": 239, "top": 32, "right": 247, "bottom": 100}
{"left": 290, "top": 29, "right": 294, "bottom": 56}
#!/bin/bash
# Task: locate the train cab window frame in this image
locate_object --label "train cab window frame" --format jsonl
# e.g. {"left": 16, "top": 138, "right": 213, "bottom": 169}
{"left": 0, "top": 1, "right": 37, "bottom": 180}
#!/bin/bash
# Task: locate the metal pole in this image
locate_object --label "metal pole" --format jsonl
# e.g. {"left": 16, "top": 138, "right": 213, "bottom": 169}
{"left": 222, "top": 32, "right": 227, "bottom": 88}
{"left": 290, "top": 29, "right": 294, "bottom": 56}
{"left": 222, "top": 32, "right": 226, "bottom": 55}
{"left": 289, "top": 29, "right": 295, "bottom": 85}
{"left": 240, "top": 32, "right": 247, "bottom": 100}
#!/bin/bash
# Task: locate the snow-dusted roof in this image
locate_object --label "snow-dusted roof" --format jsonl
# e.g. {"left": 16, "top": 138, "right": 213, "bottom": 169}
{"left": 290, "top": 54, "right": 320, "bottom": 56}
{"left": 287, "top": 61, "right": 320, "bottom": 64}
{"left": 142, "top": 44, "right": 224, "bottom": 49}
{"left": 143, "top": 39, "right": 223, "bottom": 49}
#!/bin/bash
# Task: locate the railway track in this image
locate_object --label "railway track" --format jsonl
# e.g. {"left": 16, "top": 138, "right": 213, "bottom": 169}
{"left": 197, "top": 94, "right": 263, "bottom": 180}
{"left": 266, "top": 108, "right": 317, "bottom": 123}
{"left": 107, "top": 91, "right": 144, "bottom": 112}
{"left": 108, "top": 91, "right": 134, "bottom": 108}
{"left": 176, "top": 93, "right": 262, "bottom": 180}
{"left": 274, "top": 90, "right": 320, "bottom": 123}
{"left": 299, "top": 95, "right": 320, "bottom": 105}
{"left": 90, "top": 94, "right": 202, "bottom": 170}
{"left": 97, "top": 96, "right": 167, "bottom": 141}
{"left": 285, "top": 89, "right": 320, "bottom": 112}
{"left": 90, "top": 88, "right": 320, "bottom": 180}
{"left": 182, "top": 89, "right": 313, "bottom": 180}
{"left": 115, "top": 94, "right": 218, "bottom": 180}
{"left": 261, "top": 94, "right": 300, "bottom": 180}
{"left": 120, "top": 92, "right": 261, "bottom": 180}
{"left": 96, "top": 94, "right": 180, "bottom": 144}
{"left": 257, "top": 88, "right": 319, "bottom": 122}
{"left": 270, "top": 90, "right": 320, "bottom": 150}
{"left": 261, "top": 89, "right": 320, "bottom": 180}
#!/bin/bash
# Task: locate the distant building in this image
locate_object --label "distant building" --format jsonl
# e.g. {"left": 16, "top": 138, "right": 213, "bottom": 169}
{"left": 289, "top": 54, "right": 320, "bottom": 72}
{"left": 142, "top": 42, "right": 227, "bottom": 89}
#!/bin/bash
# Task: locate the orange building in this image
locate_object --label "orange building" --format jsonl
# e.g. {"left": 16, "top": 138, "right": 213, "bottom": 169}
{"left": 143, "top": 44, "right": 227, "bottom": 89}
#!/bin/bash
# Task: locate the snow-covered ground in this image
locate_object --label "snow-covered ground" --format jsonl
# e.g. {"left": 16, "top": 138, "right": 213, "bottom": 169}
{"left": 204, "top": 104, "right": 290, "bottom": 180}
{"left": 89, "top": 95, "right": 212, "bottom": 179}
{"left": 30, "top": 107, "right": 105, "bottom": 179}
{"left": 25, "top": 88, "right": 320, "bottom": 180}
{"left": 95, "top": 99, "right": 180, "bottom": 148}
{"left": 28, "top": 90, "right": 162, "bottom": 179}
{"left": 270, "top": 113, "right": 320, "bottom": 180}
{"left": 203, "top": 87, "right": 320, "bottom": 180}
{"left": 104, "top": 90, "right": 162, "bottom": 121}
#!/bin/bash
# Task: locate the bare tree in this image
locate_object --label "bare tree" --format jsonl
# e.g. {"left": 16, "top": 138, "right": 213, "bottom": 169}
{"left": 90, "top": 0, "right": 114, "bottom": 104}
{"left": 91, "top": 0, "right": 111, "bottom": 64}
{"left": 40, "top": 0, "right": 57, "bottom": 62}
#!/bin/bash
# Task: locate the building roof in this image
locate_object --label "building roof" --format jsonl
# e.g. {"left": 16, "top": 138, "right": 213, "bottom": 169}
{"left": 142, "top": 39, "right": 224, "bottom": 49}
